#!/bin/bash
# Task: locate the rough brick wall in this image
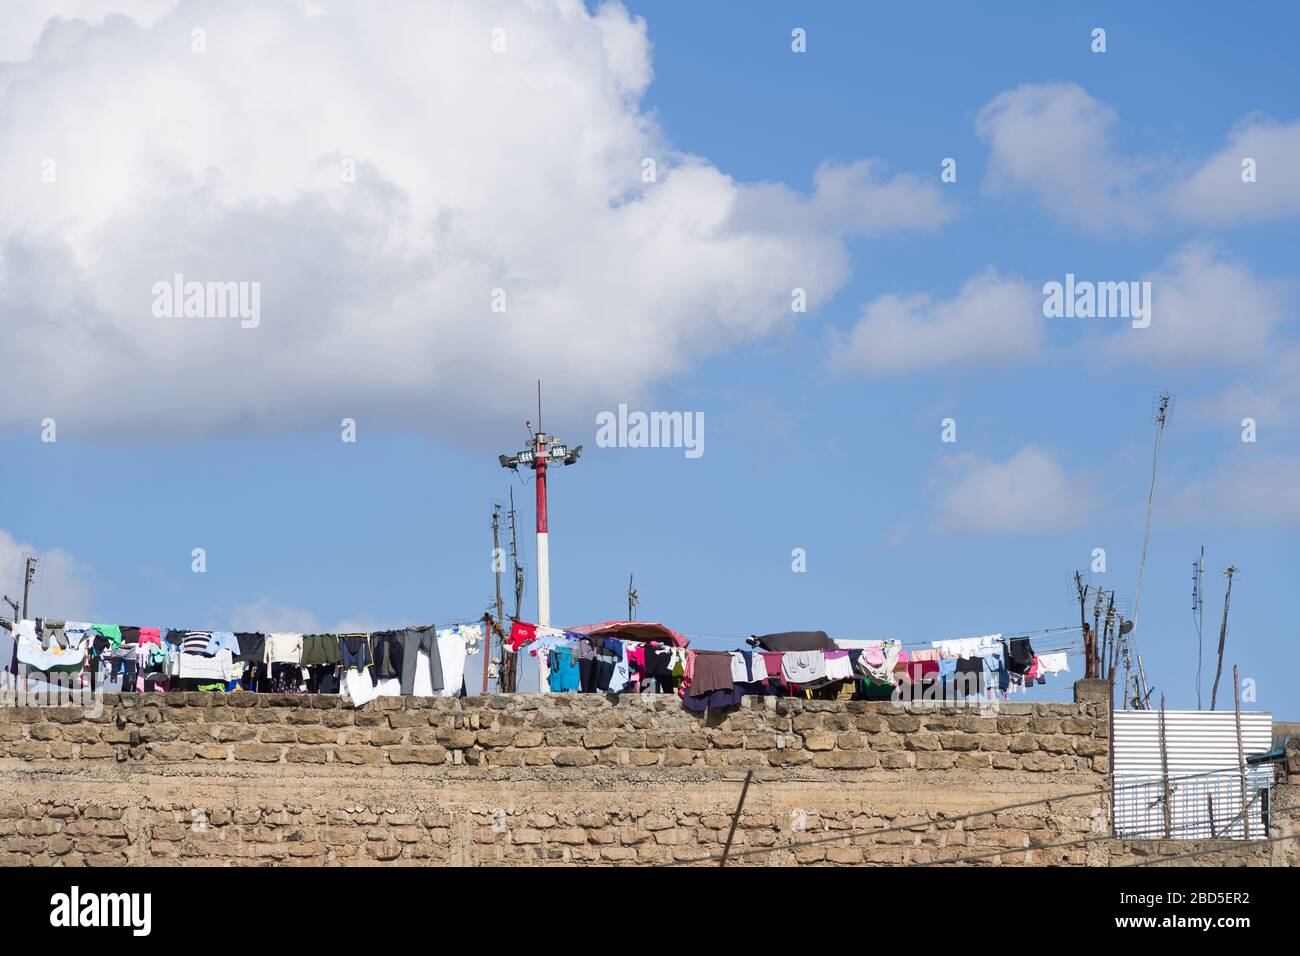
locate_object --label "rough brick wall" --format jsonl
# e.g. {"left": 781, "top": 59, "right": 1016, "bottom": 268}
{"left": 6, "top": 688, "right": 1289, "bottom": 866}
{"left": 2, "top": 691, "right": 1127, "bottom": 866}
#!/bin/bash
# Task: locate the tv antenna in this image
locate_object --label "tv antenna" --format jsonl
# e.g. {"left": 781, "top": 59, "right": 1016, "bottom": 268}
{"left": 1192, "top": 546, "right": 1205, "bottom": 709}
{"left": 1126, "top": 391, "right": 1171, "bottom": 705}
{"left": 19, "top": 553, "right": 42, "bottom": 620}
{"left": 1209, "top": 564, "right": 1239, "bottom": 711}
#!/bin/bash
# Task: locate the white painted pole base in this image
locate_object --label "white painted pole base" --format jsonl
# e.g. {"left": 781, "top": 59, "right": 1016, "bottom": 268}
{"left": 536, "top": 530, "right": 551, "bottom": 692}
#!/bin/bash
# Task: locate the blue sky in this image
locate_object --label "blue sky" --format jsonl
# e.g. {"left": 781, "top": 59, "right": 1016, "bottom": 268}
{"left": 1, "top": 1, "right": 1296, "bottom": 713}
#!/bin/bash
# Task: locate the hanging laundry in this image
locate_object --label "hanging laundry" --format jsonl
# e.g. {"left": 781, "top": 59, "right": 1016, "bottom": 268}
{"left": 686, "top": 651, "right": 733, "bottom": 697}
{"left": 301, "top": 634, "right": 342, "bottom": 667}
{"left": 855, "top": 641, "right": 901, "bottom": 685}
{"left": 750, "top": 631, "right": 836, "bottom": 653}
{"left": 782, "top": 649, "right": 829, "bottom": 685}
{"left": 729, "top": 650, "right": 769, "bottom": 684}
{"left": 178, "top": 650, "right": 235, "bottom": 681}
{"left": 400, "top": 625, "right": 443, "bottom": 696}
{"left": 175, "top": 630, "right": 213, "bottom": 655}
{"left": 435, "top": 626, "right": 468, "bottom": 697}
{"left": 16, "top": 620, "right": 88, "bottom": 673}
{"left": 606, "top": 640, "right": 631, "bottom": 694}
{"left": 823, "top": 650, "right": 854, "bottom": 682}
{"left": 369, "top": 631, "right": 404, "bottom": 686}
{"left": 265, "top": 632, "right": 303, "bottom": 665}
{"left": 339, "top": 634, "right": 372, "bottom": 672}
{"left": 508, "top": 620, "right": 537, "bottom": 651}
{"left": 344, "top": 668, "right": 381, "bottom": 707}
{"left": 92, "top": 624, "right": 122, "bottom": 647}
{"left": 234, "top": 632, "right": 265, "bottom": 663}
{"left": 547, "top": 649, "right": 581, "bottom": 692}
{"left": 1005, "top": 636, "right": 1035, "bottom": 676}
{"left": 1036, "top": 651, "right": 1070, "bottom": 675}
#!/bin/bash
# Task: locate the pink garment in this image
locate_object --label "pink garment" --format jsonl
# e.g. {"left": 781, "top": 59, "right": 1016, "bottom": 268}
{"left": 760, "top": 652, "right": 785, "bottom": 686}
{"left": 628, "top": 645, "right": 645, "bottom": 672}
{"left": 906, "top": 659, "right": 939, "bottom": 682}
{"left": 138, "top": 627, "right": 161, "bottom": 647}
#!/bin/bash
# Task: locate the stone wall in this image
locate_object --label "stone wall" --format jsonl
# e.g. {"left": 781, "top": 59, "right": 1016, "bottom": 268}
{"left": 0, "top": 689, "right": 1289, "bottom": 866}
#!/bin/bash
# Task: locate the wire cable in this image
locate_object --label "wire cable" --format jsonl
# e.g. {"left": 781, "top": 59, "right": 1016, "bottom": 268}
{"left": 668, "top": 762, "right": 1272, "bottom": 867}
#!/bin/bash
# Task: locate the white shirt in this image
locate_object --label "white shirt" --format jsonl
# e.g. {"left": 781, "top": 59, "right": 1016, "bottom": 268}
{"left": 264, "top": 632, "right": 303, "bottom": 664}
{"left": 436, "top": 629, "right": 467, "bottom": 697}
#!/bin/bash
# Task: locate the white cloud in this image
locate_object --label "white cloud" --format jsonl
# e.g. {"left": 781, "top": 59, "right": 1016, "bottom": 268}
{"left": 0, "top": 0, "right": 176, "bottom": 63}
{"left": 976, "top": 82, "right": 1149, "bottom": 233}
{"left": 1170, "top": 118, "right": 1300, "bottom": 224}
{"left": 1097, "top": 243, "right": 1293, "bottom": 366}
{"left": 224, "top": 598, "right": 322, "bottom": 635}
{"left": 976, "top": 82, "right": 1300, "bottom": 231}
{"left": 930, "top": 446, "right": 1092, "bottom": 534}
{"left": 0, "top": 528, "right": 96, "bottom": 620}
{"left": 0, "top": 1, "right": 951, "bottom": 441}
{"left": 1166, "top": 454, "right": 1300, "bottom": 527}
{"left": 1187, "top": 346, "right": 1300, "bottom": 427}
{"left": 830, "top": 269, "right": 1040, "bottom": 376}
{"left": 224, "top": 597, "right": 383, "bottom": 634}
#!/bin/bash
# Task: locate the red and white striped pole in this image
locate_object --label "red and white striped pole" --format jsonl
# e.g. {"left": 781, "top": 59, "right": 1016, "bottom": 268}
{"left": 498, "top": 388, "right": 582, "bottom": 693}
{"left": 534, "top": 435, "right": 551, "bottom": 691}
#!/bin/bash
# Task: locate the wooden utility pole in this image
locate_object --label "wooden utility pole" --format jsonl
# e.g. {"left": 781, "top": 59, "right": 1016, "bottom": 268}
{"left": 1074, "top": 572, "right": 1091, "bottom": 676}
{"left": 21, "top": 556, "right": 37, "bottom": 620}
{"left": 1209, "top": 565, "right": 1238, "bottom": 711}
{"left": 481, "top": 612, "right": 492, "bottom": 694}
{"left": 1122, "top": 644, "right": 1132, "bottom": 711}
{"left": 1092, "top": 587, "right": 1104, "bottom": 678}
{"left": 627, "top": 574, "right": 638, "bottom": 621}
{"left": 1101, "top": 592, "right": 1115, "bottom": 680}
{"left": 1233, "top": 666, "right": 1250, "bottom": 839}
{"left": 488, "top": 503, "right": 504, "bottom": 694}
{"left": 498, "top": 487, "right": 524, "bottom": 694}
{"left": 1136, "top": 656, "right": 1151, "bottom": 710}
{"left": 1158, "top": 695, "right": 1172, "bottom": 838}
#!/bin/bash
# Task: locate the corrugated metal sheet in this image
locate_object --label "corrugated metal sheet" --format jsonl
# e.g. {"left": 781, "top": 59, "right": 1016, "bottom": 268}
{"left": 1112, "top": 710, "right": 1274, "bottom": 839}
{"left": 1113, "top": 710, "right": 1273, "bottom": 776}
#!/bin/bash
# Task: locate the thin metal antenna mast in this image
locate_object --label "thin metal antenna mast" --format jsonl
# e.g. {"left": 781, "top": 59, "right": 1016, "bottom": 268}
{"left": 1127, "top": 392, "right": 1170, "bottom": 704}
{"left": 1209, "top": 564, "right": 1239, "bottom": 711}
{"left": 1193, "top": 546, "right": 1205, "bottom": 709}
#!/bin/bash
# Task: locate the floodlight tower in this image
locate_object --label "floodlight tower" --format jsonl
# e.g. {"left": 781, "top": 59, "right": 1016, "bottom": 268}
{"left": 498, "top": 384, "right": 582, "bottom": 690}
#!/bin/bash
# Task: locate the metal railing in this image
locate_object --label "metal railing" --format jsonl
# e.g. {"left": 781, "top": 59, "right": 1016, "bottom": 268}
{"left": 1113, "top": 768, "right": 1273, "bottom": 840}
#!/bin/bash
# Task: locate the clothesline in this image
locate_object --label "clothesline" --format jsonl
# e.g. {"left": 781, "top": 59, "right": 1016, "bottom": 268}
{"left": 4, "top": 619, "right": 486, "bottom": 705}
{"left": 671, "top": 622, "right": 1087, "bottom": 651}
{"left": 511, "top": 622, "right": 1074, "bottom": 708}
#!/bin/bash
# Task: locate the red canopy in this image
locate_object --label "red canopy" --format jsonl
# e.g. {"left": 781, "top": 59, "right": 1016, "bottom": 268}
{"left": 566, "top": 621, "right": 690, "bottom": 648}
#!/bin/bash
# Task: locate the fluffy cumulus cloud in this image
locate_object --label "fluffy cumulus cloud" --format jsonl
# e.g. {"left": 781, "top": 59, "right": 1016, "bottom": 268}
{"left": 0, "top": 0, "right": 951, "bottom": 441}
{"left": 0, "top": 528, "right": 96, "bottom": 619}
{"left": 929, "top": 446, "right": 1092, "bottom": 534}
{"left": 1170, "top": 117, "right": 1300, "bottom": 224}
{"left": 976, "top": 82, "right": 1300, "bottom": 231}
{"left": 1097, "top": 243, "right": 1294, "bottom": 366}
{"left": 223, "top": 596, "right": 380, "bottom": 634}
{"left": 1188, "top": 345, "right": 1300, "bottom": 427}
{"left": 829, "top": 269, "right": 1040, "bottom": 376}
{"left": 975, "top": 82, "right": 1150, "bottom": 233}
{"left": 1166, "top": 454, "right": 1300, "bottom": 528}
